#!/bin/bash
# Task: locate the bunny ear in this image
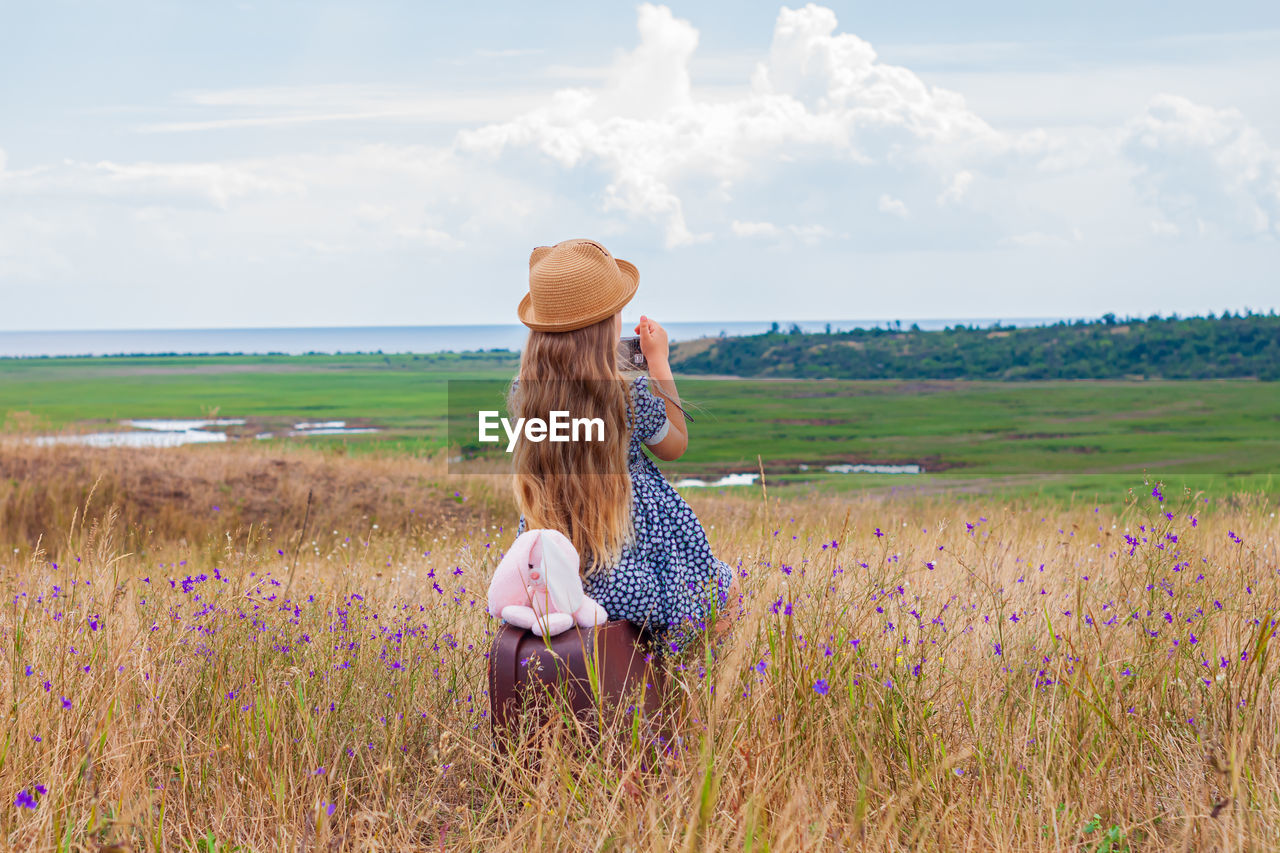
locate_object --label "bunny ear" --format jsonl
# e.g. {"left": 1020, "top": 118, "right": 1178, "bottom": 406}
{"left": 529, "top": 246, "right": 552, "bottom": 269}
{"left": 540, "top": 531, "right": 583, "bottom": 614}
{"left": 487, "top": 531, "right": 537, "bottom": 615}
{"left": 526, "top": 531, "right": 543, "bottom": 569}
{"left": 510, "top": 530, "right": 538, "bottom": 569}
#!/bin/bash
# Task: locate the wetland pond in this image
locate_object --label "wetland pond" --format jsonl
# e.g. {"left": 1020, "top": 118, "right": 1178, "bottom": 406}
{"left": 37, "top": 419, "right": 380, "bottom": 447}
{"left": 676, "top": 462, "right": 923, "bottom": 488}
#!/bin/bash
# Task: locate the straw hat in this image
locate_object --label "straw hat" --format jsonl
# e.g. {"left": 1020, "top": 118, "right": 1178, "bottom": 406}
{"left": 517, "top": 238, "right": 639, "bottom": 332}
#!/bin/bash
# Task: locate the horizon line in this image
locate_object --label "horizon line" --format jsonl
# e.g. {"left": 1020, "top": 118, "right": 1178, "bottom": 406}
{"left": 2, "top": 312, "right": 1240, "bottom": 336}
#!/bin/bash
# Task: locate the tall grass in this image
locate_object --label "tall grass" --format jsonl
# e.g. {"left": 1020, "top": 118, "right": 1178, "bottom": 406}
{"left": 0, "top": 443, "right": 1277, "bottom": 850}
{"left": 0, "top": 440, "right": 507, "bottom": 550}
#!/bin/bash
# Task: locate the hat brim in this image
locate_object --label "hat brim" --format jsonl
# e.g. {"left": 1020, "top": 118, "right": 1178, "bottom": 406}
{"left": 517, "top": 259, "right": 639, "bottom": 332}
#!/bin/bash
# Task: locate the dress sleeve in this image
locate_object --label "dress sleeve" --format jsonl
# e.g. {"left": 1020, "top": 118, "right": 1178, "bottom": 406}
{"left": 631, "top": 377, "right": 671, "bottom": 446}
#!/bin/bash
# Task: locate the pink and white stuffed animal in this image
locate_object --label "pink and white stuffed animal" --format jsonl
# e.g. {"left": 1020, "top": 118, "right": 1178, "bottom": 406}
{"left": 487, "top": 529, "right": 608, "bottom": 636}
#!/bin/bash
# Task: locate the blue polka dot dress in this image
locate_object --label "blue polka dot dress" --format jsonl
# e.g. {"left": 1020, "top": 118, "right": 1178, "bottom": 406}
{"left": 518, "top": 376, "right": 733, "bottom": 640}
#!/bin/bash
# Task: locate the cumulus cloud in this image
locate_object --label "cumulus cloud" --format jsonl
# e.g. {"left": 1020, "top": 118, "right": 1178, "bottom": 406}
{"left": 3, "top": 3, "right": 1277, "bottom": 329}
{"left": 610, "top": 3, "right": 698, "bottom": 118}
{"left": 460, "top": 3, "right": 1010, "bottom": 247}
{"left": 751, "top": 5, "right": 1000, "bottom": 153}
{"left": 1121, "top": 94, "right": 1280, "bottom": 239}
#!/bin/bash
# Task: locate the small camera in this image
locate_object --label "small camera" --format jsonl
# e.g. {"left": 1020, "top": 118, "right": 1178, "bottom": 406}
{"left": 618, "top": 335, "right": 647, "bottom": 370}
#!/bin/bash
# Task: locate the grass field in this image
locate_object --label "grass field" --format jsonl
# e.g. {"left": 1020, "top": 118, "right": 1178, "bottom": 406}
{"left": 3, "top": 354, "right": 1278, "bottom": 504}
{"left": 0, "top": 441, "right": 1277, "bottom": 849}
{"left": 2, "top": 358, "right": 1277, "bottom": 848}
{"left": 0, "top": 353, "right": 518, "bottom": 453}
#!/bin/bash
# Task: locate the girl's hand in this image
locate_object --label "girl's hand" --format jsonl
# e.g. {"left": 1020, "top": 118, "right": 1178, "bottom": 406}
{"left": 634, "top": 315, "right": 669, "bottom": 366}
{"left": 635, "top": 314, "right": 685, "bottom": 460}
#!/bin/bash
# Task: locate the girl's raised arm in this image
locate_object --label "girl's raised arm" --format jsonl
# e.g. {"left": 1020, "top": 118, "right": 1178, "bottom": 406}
{"left": 635, "top": 315, "right": 687, "bottom": 461}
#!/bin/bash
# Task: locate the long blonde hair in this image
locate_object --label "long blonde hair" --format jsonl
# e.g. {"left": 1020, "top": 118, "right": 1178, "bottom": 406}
{"left": 510, "top": 317, "right": 633, "bottom": 574}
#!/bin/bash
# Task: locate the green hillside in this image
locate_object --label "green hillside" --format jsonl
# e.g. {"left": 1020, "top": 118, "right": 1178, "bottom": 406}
{"left": 671, "top": 313, "right": 1280, "bottom": 380}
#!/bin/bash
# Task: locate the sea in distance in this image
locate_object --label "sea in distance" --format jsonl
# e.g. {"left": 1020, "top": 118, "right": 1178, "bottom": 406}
{"left": 0, "top": 318, "right": 1077, "bottom": 358}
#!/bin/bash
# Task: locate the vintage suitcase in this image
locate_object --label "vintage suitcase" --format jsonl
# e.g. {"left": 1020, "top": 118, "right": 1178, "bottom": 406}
{"left": 488, "top": 619, "right": 663, "bottom": 748}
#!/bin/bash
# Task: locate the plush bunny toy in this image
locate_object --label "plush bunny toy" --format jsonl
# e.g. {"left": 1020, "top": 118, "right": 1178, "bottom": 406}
{"left": 487, "top": 529, "right": 608, "bottom": 636}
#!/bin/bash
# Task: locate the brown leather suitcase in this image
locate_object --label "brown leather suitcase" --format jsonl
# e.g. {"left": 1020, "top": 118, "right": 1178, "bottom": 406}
{"left": 488, "top": 619, "right": 664, "bottom": 750}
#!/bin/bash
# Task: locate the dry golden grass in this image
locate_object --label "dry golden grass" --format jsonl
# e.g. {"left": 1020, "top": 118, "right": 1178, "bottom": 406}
{"left": 0, "top": 441, "right": 504, "bottom": 551}
{"left": 0, "top": 442, "right": 1278, "bottom": 850}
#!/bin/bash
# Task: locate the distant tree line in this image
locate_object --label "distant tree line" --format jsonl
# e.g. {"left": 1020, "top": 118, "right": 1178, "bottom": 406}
{"left": 670, "top": 312, "right": 1280, "bottom": 380}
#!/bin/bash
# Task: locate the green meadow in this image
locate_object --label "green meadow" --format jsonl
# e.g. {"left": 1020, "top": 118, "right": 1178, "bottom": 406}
{"left": 2, "top": 353, "right": 1277, "bottom": 504}
{"left": 0, "top": 352, "right": 516, "bottom": 451}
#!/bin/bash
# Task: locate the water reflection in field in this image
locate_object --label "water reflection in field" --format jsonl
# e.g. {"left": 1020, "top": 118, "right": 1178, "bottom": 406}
{"left": 822, "top": 463, "right": 922, "bottom": 474}
{"left": 677, "top": 462, "right": 923, "bottom": 488}
{"left": 36, "top": 420, "right": 237, "bottom": 447}
{"left": 290, "top": 421, "right": 380, "bottom": 436}
{"left": 675, "top": 473, "right": 760, "bottom": 488}
{"left": 37, "top": 418, "right": 379, "bottom": 447}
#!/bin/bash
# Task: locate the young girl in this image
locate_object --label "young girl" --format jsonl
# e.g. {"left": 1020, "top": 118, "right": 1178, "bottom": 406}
{"left": 509, "top": 238, "right": 733, "bottom": 641}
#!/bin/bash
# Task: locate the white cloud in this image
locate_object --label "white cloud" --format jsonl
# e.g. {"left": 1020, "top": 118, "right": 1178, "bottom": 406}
{"left": 1121, "top": 94, "right": 1280, "bottom": 239}
{"left": 937, "top": 169, "right": 972, "bottom": 205}
{"left": 2, "top": 4, "right": 1278, "bottom": 329}
{"left": 878, "top": 194, "right": 910, "bottom": 218}
{"left": 610, "top": 4, "right": 699, "bottom": 118}
{"left": 459, "top": 3, "right": 1014, "bottom": 247}
{"left": 731, "top": 219, "right": 832, "bottom": 244}
{"left": 789, "top": 223, "right": 833, "bottom": 244}
{"left": 0, "top": 158, "right": 300, "bottom": 209}
{"left": 731, "top": 220, "right": 781, "bottom": 238}
{"left": 0, "top": 144, "right": 475, "bottom": 282}
{"left": 391, "top": 224, "right": 465, "bottom": 250}
{"left": 751, "top": 4, "right": 1001, "bottom": 153}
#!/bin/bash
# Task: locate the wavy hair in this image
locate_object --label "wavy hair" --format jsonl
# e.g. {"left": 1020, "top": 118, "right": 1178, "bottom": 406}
{"left": 509, "top": 317, "right": 633, "bottom": 575}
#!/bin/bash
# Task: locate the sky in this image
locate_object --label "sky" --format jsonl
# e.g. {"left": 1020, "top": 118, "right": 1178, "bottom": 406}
{"left": 1, "top": 1, "right": 1278, "bottom": 331}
